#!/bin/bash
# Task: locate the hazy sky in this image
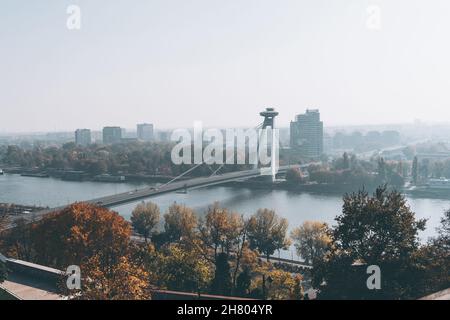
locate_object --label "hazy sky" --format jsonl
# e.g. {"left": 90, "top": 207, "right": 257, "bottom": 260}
{"left": 1, "top": 0, "right": 450, "bottom": 133}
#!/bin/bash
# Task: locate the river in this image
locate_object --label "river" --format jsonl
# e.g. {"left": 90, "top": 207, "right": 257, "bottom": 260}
{"left": 0, "top": 173, "right": 448, "bottom": 258}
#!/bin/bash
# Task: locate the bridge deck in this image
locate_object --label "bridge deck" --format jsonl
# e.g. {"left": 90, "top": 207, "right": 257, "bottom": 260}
{"left": 9, "top": 165, "right": 305, "bottom": 226}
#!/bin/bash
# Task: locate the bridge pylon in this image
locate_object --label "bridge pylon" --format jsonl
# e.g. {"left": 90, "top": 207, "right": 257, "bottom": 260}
{"left": 259, "top": 108, "right": 279, "bottom": 182}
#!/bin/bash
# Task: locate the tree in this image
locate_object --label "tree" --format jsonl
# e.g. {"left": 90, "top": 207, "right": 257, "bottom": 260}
{"left": 343, "top": 152, "right": 350, "bottom": 170}
{"left": 131, "top": 202, "right": 160, "bottom": 242}
{"left": 252, "top": 265, "right": 302, "bottom": 300}
{"left": 89, "top": 160, "right": 108, "bottom": 175}
{"left": 292, "top": 274, "right": 304, "bottom": 300}
{"left": 232, "top": 243, "right": 259, "bottom": 295}
{"left": 198, "top": 204, "right": 251, "bottom": 292}
{"left": 0, "top": 211, "right": 7, "bottom": 232}
{"left": 350, "top": 154, "right": 358, "bottom": 169}
{"left": 71, "top": 255, "right": 151, "bottom": 300}
{"left": 163, "top": 203, "right": 197, "bottom": 243}
{"left": 419, "top": 159, "right": 430, "bottom": 182}
{"left": 412, "top": 156, "right": 418, "bottom": 184}
{"left": 14, "top": 203, "right": 150, "bottom": 300}
{"left": 438, "top": 209, "right": 450, "bottom": 243}
{"left": 432, "top": 210, "right": 450, "bottom": 284}
{"left": 199, "top": 203, "right": 244, "bottom": 260}
{"left": 335, "top": 187, "right": 426, "bottom": 263}
{"left": 29, "top": 203, "right": 131, "bottom": 269}
{"left": 230, "top": 219, "right": 251, "bottom": 291}
{"left": 415, "top": 210, "right": 450, "bottom": 296}
{"left": 314, "top": 186, "right": 427, "bottom": 299}
{"left": 211, "top": 252, "right": 232, "bottom": 295}
{"left": 388, "top": 172, "right": 405, "bottom": 188}
{"left": 291, "top": 221, "right": 331, "bottom": 264}
{"left": 3, "top": 218, "right": 34, "bottom": 262}
{"left": 333, "top": 153, "right": 351, "bottom": 170}
{"left": 377, "top": 157, "right": 386, "bottom": 183}
{"left": 2, "top": 142, "right": 254, "bottom": 179}
{"left": 0, "top": 263, "right": 6, "bottom": 284}
{"left": 432, "top": 161, "right": 445, "bottom": 178}
{"left": 247, "top": 209, "right": 290, "bottom": 261}
{"left": 155, "top": 243, "right": 213, "bottom": 293}
{"left": 285, "top": 168, "right": 304, "bottom": 184}
{"left": 235, "top": 267, "right": 252, "bottom": 297}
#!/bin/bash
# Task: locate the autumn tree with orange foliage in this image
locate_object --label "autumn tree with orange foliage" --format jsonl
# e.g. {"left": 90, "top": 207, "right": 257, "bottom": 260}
{"left": 252, "top": 262, "right": 303, "bottom": 300}
{"left": 199, "top": 203, "right": 245, "bottom": 260}
{"left": 70, "top": 255, "right": 150, "bottom": 300}
{"left": 31, "top": 203, "right": 131, "bottom": 269}
{"left": 8, "top": 203, "right": 151, "bottom": 300}
{"left": 163, "top": 203, "right": 197, "bottom": 243}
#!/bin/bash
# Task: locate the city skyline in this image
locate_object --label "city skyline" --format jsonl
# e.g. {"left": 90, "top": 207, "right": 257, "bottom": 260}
{"left": 2, "top": 1, "right": 450, "bottom": 132}
{"left": 0, "top": 117, "right": 447, "bottom": 136}
{"left": 1, "top": 1, "right": 449, "bottom": 303}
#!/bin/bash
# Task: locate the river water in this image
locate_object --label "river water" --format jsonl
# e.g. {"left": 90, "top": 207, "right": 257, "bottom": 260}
{"left": 0, "top": 173, "right": 448, "bottom": 258}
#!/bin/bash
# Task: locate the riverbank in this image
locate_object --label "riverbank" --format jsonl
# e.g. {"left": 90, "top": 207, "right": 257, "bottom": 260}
{"left": 230, "top": 180, "right": 382, "bottom": 195}
{"left": 1, "top": 167, "right": 179, "bottom": 184}
{"left": 404, "top": 188, "right": 450, "bottom": 200}
{"left": 229, "top": 180, "right": 450, "bottom": 200}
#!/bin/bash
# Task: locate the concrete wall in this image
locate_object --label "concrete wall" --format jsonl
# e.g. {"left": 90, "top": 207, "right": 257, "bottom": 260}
{"left": 5, "top": 258, "right": 64, "bottom": 286}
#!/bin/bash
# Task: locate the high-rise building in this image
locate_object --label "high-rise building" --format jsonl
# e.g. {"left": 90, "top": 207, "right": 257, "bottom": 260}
{"left": 75, "top": 129, "right": 91, "bottom": 147}
{"left": 137, "top": 123, "right": 154, "bottom": 141}
{"left": 290, "top": 109, "right": 323, "bottom": 158}
{"left": 102, "top": 126, "right": 122, "bottom": 144}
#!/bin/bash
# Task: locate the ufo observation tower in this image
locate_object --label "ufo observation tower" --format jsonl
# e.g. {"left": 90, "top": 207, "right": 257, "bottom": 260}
{"left": 258, "top": 108, "right": 279, "bottom": 182}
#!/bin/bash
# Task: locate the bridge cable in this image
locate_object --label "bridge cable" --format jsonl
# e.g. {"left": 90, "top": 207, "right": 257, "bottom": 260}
{"left": 210, "top": 122, "right": 264, "bottom": 177}
{"left": 160, "top": 121, "right": 266, "bottom": 188}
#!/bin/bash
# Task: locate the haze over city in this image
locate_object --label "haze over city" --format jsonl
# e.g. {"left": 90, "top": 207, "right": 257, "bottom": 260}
{"left": 1, "top": 0, "right": 450, "bottom": 304}
{"left": 2, "top": 0, "right": 450, "bottom": 133}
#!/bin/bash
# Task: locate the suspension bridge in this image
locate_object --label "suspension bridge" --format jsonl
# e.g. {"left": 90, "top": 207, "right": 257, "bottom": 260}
{"left": 8, "top": 108, "right": 317, "bottom": 225}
